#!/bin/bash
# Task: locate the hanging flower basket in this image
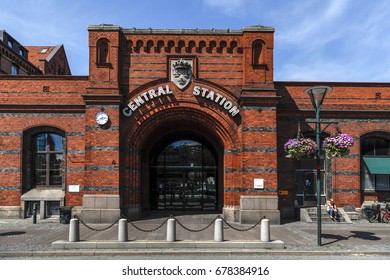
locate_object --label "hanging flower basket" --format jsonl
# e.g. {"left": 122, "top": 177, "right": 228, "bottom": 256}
{"left": 284, "top": 137, "right": 318, "bottom": 160}
{"left": 323, "top": 133, "right": 354, "bottom": 159}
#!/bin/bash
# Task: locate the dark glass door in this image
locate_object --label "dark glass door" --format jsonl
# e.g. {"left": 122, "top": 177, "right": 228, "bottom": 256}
{"left": 150, "top": 139, "right": 217, "bottom": 210}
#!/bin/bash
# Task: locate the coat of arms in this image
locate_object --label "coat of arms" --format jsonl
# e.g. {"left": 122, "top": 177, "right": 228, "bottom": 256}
{"left": 170, "top": 59, "right": 193, "bottom": 90}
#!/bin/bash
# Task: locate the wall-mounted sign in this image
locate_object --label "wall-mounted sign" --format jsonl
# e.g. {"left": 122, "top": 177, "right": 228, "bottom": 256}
{"left": 254, "top": 178, "right": 264, "bottom": 189}
{"left": 68, "top": 185, "right": 80, "bottom": 193}
{"left": 278, "top": 190, "right": 288, "bottom": 196}
{"left": 122, "top": 83, "right": 240, "bottom": 118}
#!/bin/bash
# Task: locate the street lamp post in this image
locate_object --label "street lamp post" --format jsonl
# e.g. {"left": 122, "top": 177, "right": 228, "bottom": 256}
{"left": 304, "top": 85, "right": 333, "bottom": 246}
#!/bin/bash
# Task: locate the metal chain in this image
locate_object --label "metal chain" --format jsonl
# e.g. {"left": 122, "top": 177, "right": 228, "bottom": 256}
{"left": 73, "top": 215, "right": 264, "bottom": 233}
{"left": 220, "top": 216, "right": 264, "bottom": 232}
{"left": 127, "top": 217, "right": 169, "bottom": 233}
{"left": 75, "top": 215, "right": 121, "bottom": 232}
{"left": 174, "top": 216, "right": 218, "bottom": 232}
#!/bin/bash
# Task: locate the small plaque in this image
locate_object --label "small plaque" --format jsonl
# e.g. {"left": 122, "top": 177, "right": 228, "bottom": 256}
{"left": 68, "top": 184, "right": 80, "bottom": 192}
{"left": 254, "top": 178, "right": 264, "bottom": 189}
{"left": 278, "top": 190, "right": 288, "bottom": 195}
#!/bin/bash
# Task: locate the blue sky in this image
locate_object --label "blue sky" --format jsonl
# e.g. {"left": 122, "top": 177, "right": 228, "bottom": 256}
{"left": 1, "top": 0, "right": 390, "bottom": 82}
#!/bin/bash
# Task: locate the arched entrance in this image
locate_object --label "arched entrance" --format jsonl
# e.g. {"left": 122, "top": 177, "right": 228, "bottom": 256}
{"left": 120, "top": 84, "right": 241, "bottom": 218}
{"left": 149, "top": 134, "right": 218, "bottom": 210}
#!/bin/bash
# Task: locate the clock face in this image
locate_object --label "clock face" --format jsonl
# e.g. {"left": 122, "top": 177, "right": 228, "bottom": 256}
{"left": 95, "top": 111, "right": 109, "bottom": 125}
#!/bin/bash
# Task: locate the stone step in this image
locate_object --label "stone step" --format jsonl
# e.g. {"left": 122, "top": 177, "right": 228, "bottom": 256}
{"left": 301, "top": 207, "right": 351, "bottom": 223}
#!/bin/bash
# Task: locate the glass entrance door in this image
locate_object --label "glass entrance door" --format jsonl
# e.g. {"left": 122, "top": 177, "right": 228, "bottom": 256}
{"left": 296, "top": 170, "right": 325, "bottom": 207}
{"left": 150, "top": 139, "right": 217, "bottom": 210}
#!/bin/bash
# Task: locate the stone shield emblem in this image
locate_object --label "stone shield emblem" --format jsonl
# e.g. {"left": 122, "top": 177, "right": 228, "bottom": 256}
{"left": 170, "top": 59, "right": 193, "bottom": 90}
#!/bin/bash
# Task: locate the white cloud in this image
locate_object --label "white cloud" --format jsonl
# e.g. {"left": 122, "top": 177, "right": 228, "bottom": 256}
{"left": 272, "top": 0, "right": 390, "bottom": 82}
{"left": 3, "top": 0, "right": 390, "bottom": 80}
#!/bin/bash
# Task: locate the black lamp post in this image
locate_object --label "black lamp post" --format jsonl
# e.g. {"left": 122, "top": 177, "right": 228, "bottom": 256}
{"left": 304, "top": 85, "right": 333, "bottom": 246}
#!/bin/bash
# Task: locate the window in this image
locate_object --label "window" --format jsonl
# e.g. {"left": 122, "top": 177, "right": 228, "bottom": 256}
{"left": 252, "top": 40, "right": 265, "bottom": 66}
{"left": 46, "top": 201, "right": 60, "bottom": 216}
{"left": 40, "top": 48, "right": 48, "bottom": 53}
{"left": 11, "top": 63, "right": 19, "bottom": 75}
{"left": 361, "top": 134, "right": 390, "bottom": 191}
{"left": 33, "top": 133, "right": 64, "bottom": 187}
{"left": 97, "top": 39, "right": 109, "bottom": 64}
{"left": 7, "top": 40, "right": 13, "bottom": 48}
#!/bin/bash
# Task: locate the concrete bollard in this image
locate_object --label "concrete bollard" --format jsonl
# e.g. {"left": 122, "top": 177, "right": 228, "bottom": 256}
{"left": 260, "top": 218, "right": 270, "bottom": 242}
{"left": 118, "top": 218, "right": 128, "bottom": 242}
{"left": 166, "top": 218, "right": 176, "bottom": 242}
{"left": 69, "top": 218, "right": 80, "bottom": 242}
{"left": 214, "top": 218, "right": 224, "bottom": 242}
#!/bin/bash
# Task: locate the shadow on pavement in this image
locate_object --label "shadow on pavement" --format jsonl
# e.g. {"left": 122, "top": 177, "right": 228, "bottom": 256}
{"left": 322, "top": 231, "right": 380, "bottom": 245}
{"left": 0, "top": 231, "right": 26, "bottom": 237}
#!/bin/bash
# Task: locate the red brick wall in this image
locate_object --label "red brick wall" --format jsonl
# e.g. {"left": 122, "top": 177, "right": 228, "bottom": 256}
{"left": 276, "top": 82, "right": 390, "bottom": 210}
{"left": 3, "top": 25, "right": 390, "bottom": 220}
{"left": 0, "top": 76, "right": 88, "bottom": 206}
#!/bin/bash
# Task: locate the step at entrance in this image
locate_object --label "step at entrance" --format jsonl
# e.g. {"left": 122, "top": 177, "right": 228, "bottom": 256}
{"left": 300, "top": 207, "right": 352, "bottom": 223}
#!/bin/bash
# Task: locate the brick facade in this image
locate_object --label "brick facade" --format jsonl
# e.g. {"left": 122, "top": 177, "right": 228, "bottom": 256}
{"left": 1, "top": 24, "right": 390, "bottom": 222}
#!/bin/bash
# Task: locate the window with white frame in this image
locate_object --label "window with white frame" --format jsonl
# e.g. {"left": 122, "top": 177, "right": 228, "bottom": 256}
{"left": 33, "top": 133, "right": 64, "bottom": 187}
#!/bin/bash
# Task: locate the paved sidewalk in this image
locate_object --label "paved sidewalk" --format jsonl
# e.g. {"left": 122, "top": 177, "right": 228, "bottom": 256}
{"left": 1, "top": 214, "right": 390, "bottom": 258}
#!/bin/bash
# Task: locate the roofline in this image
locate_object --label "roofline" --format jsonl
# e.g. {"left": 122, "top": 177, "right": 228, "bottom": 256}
{"left": 0, "top": 40, "right": 42, "bottom": 74}
{"left": 87, "top": 24, "right": 275, "bottom": 34}
{"left": 45, "top": 44, "right": 62, "bottom": 62}
{"left": 0, "top": 75, "right": 88, "bottom": 80}
{"left": 275, "top": 81, "right": 390, "bottom": 87}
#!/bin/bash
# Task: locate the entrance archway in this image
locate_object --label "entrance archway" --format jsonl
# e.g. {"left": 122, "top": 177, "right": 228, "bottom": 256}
{"left": 149, "top": 135, "right": 218, "bottom": 210}
{"left": 121, "top": 102, "right": 240, "bottom": 218}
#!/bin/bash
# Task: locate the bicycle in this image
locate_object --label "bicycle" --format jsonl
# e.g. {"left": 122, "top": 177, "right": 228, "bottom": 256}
{"left": 363, "top": 203, "right": 381, "bottom": 222}
{"left": 379, "top": 203, "right": 390, "bottom": 223}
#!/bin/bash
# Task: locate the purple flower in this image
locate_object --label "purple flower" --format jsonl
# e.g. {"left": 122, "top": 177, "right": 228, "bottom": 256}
{"left": 323, "top": 133, "right": 354, "bottom": 158}
{"left": 284, "top": 137, "right": 318, "bottom": 159}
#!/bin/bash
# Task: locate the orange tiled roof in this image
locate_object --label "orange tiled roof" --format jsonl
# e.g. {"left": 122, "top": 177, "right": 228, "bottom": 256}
{"left": 24, "top": 46, "right": 56, "bottom": 69}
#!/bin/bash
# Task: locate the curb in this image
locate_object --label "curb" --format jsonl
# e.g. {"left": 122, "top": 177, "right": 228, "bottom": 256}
{"left": 51, "top": 239, "right": 285, "bottom": 250}
{"left": 2, "top": 248, "right": 390, "bottom": 258}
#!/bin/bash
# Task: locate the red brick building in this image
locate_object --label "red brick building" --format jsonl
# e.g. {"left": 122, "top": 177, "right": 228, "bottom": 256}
{"left": 0, "top": 30, "right": 71, "bottom": 75}
{"left": 1, "top": 24, "right": 389, "bottom": 223}
{"left": 24, "top": 45, "right": 71, "bottom": 75}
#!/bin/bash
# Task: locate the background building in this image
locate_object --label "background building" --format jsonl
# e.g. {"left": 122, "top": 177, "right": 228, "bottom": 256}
{"left": 0, "top": 30, "right": 71, "bottom": 75}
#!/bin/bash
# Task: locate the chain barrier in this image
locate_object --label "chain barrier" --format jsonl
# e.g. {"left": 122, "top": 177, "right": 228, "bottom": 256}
{"left": 174, "top": 215, "right": 218, "bottom": 232}
{"left": 74, "top": 215, "right": 121, "bottom": 232}
{"left": 220, "top": 216, "right": 264, "bottom": 232}
{"left": 73, "top": 214, "right": 264, "bottom": 233}
{"left": 126, "top": 217, "right": 169, "bottom": 233}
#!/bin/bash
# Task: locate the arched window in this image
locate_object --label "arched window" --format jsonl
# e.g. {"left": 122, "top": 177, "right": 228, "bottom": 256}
{"left": 146, "top": 40, "right": 154, "bottom": 53}
{"left": 23, "top": 127, "right": 65, "bottom": 191}
{"left": 207, "top": 41, "right": 216, "bottom": 53}
{"left": 33, "top": 133, "right": 64, "bottom": 187}
{"left": 228, "top": 41, "right": 237, "bottom": 53}
{"left": 177, "top": 40, "right": 185, "bottom": 53}
{"left": 187, "top": 41, "right": 196, "bottom": 53}
{"left": 218, "top": 41, "right": 227, "bottom": 54}
{"left": 361, "top": 133, "right": 390, "bottom": 190}
{"left": 252, "top": 40, "right": 265, "bottom": 66}
{"left": 97, "top": 38, "right": 109, "bottom": 64}
{"left": 166, "top": 41, "right": 175, "bottom": 53}
{"left": 156, "top": 40, "right": 164, "bottom": 53}
{"left": 198, "top": 41, "right": 206, "bottom": 53}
